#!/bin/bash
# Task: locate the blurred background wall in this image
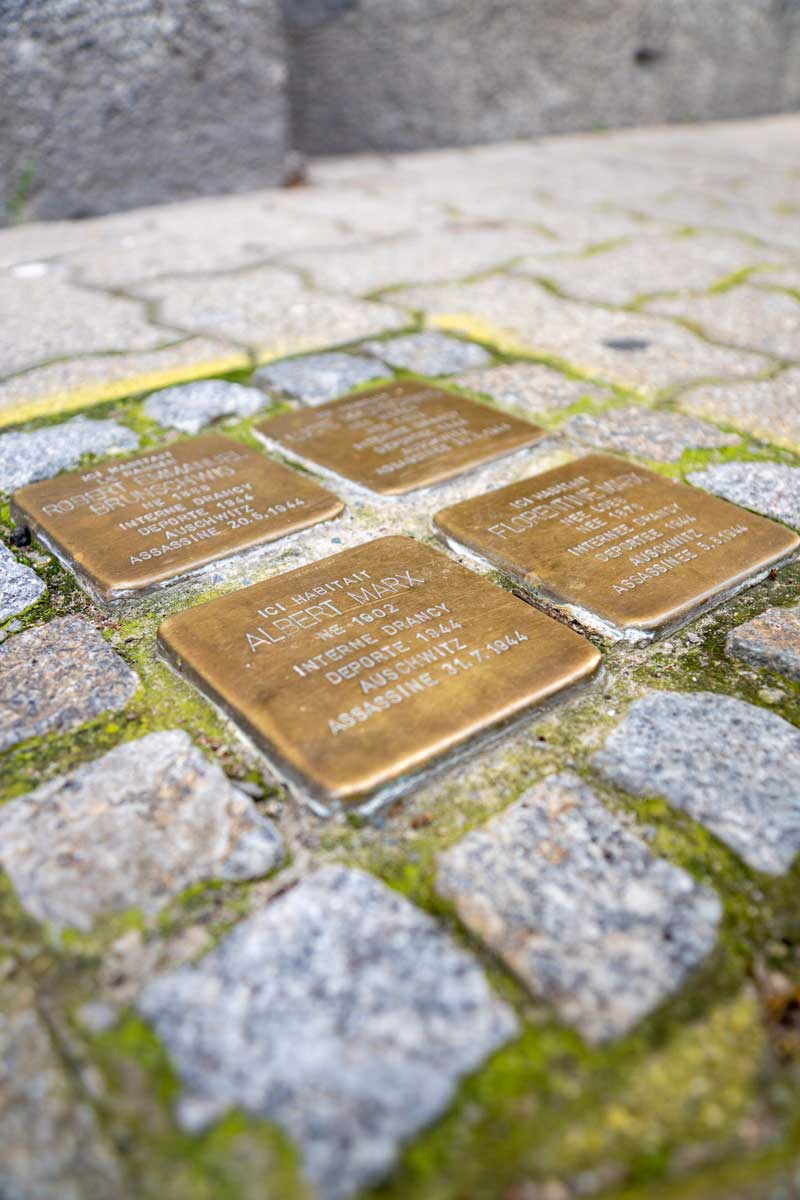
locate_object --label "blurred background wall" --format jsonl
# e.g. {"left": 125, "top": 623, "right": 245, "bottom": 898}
{"left": 2, "top": 0, "right": 800, "bottom": 224}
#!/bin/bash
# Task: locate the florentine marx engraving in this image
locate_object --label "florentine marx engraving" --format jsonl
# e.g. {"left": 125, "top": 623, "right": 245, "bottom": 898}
{"left": 11, "top": 434, "right": 344, "bottom": 602}
{"left": 158, "top": 536, "right": 600, "bottom": 812}
{"left": 257, "top": 380, "right": 545, "bottom": 495}
{"left": 434, "top": 453, "right": 799, "bottom": 639}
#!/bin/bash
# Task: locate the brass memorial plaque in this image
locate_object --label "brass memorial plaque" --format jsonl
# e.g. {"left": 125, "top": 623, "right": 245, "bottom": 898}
{"left": 158, "top": 536, "right": 600, "bottom": 811}
{"left": 257, "top": 381, "right": 545, "bottom": 495}
{"left": 435, "top": 453, "right": 800, "bottom": 639}
{"left": 12, "top": 434, "right": 344, "bottom": 602}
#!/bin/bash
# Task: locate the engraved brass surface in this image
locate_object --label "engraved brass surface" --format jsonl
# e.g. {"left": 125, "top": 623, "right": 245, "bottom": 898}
{"left": 158, "top": 536, "right": 600, "bottom": 809}
{"left": 258, "top": 381, "right": 545, "bottom": 495}
{"left": 12, "top": 434, "right": 344, "bottom": 601}
{"left": 435, "top": 453, "right": 800, "bottom": 635}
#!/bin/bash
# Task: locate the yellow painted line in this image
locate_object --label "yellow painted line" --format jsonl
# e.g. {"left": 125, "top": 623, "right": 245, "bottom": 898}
{"left": 429, "top": 312, "right": 531, "bottom": 356}
{"left": 0, "top": 353, "right": 250, "bottom": 428}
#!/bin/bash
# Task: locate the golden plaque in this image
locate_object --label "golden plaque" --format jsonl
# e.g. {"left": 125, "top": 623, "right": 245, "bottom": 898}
{"left": 435, "top": 453, "right": 799, "bottom": 638}
{"left": 158, "top": 536, "right": 600, "bottom": 811}
{"left": 257, "top": 381, "right": 545, "bottom": 495}
{"left": 12, "top": 434, "right": 344, "bottom": 602}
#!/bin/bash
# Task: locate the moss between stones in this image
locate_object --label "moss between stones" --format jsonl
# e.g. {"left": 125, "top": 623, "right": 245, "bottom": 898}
{"left": 3, "top": 344, "right": 800, "bottom": 1199}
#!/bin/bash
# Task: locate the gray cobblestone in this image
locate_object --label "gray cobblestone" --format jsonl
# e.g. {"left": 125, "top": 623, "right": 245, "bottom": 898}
{"left": 138, "top": 866, "right": 517, "bottom": 1200}
{"left": 0, "top": 416, "right": 139, "bottom": 493}
{"left": 392, "top": 277, "right": 768, "bottom": 395}
{"left": 143, "top": 379, "right": 268, "bottom": 433}
{"left": 0, "top": 543, "right": 45, "bottom": 622}
{"left": 254, "top": 351, "right": 388, "bottom": 405}
{"left": 437, "top": 773, "right": 720, "bottom": 1043}
{"left": 0, "top": 273, "right": 172, "bottom": 378}
{"left": 563, "top": 406, "right": 738, "bottom": 462}
{"left": 516, "top": 234, "right": 761, "bottom": 306}
{"left": 686, "top": 461, "right": 800, "bottom": 528}
{"left": 452, "top": 362, "right": 612, "bottom": 416}
{"left": 727, "top": 605, "right": 800, "bottom": 681}
{"left": 362, "top": 331, "right": 492, "bottom": 375}
{"left": 0, "top": 980, "right": 123, "bottom": 1200}
{"left": 678, "top": 370, "right": 800, "bottom": 452}
{"left": 0, "top": 617, "right": 139, "bottom": 752}
{"left": 0, "top": 731, "right": 283, "bottom": 931}
{"left": 646, "top": 285, "right": 800, "bottom": 360}
{"left": 593, "top": 691, "right": 800, "bottom": 875}
{"left": 135, "top": 266, "right": 408, "bottom": 359}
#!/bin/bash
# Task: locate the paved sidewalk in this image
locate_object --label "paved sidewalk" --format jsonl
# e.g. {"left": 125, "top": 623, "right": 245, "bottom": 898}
{"left": 2, "top": 116, "right": 800, "bottom": 1200}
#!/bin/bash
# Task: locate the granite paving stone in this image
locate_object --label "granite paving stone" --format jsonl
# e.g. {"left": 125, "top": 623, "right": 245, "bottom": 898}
{"left": 593, "top": 691, "right": 800, "bottom": 875}
{"left": 687, "top": 461, "right": 800, "bottom": 528}
{"left": 563, "top": 406, "right": 739, "bottom": 462}
{"left": 452, "top": 361, "right": 613, "bottom": 416}
{"left": 0, "top": 337, "right": 250, "bottom": 425}
{"left": 138, "top": 865, "right": 517, "bottom": 1200}
{"left": 436, "top": 773, "right": 721, "bottom": 1043}
{"left": 391, "top": 277, "right": 768, "bottom": 396}
{"left": 0, "top": 415, "right": 139, "bottom": 492}
{"left": 0, "top": 730, "right": 284, "bottom": 931}
{"left": 66, "top": 202, "right": 350, "bottom": 290}
{"left": 0, "top": 274, "right": 177, "bottom": 377}
{"left": 726, "top": 605, "right": 800, "bottom": 681}
{"left": 361, "top": 331, "right": 492, "bottom": 375}
{"left": 0, "top": 616, "right": 139, "bottom": 752}
{"left": 254, "top": 351, "right": 388, "bottom": 405}
{"left": 0, "top": 543, "right": 45, "bottom": 621}
{"left": 678, "top": 370, "right": 800, "bottom": 451}
{"left": 0, "top": 980, "right": 124, "bottom": 1200}
{"left": 134, "top": 265, "right": 409, "bottom": 360}
{"left": 646, "top": 285, "right": 800, "bottom": 360}
{"left": 143, "top": 379, "right": 268, "bottom": 433}
{"left": 283, "top": 227, "right": 551, "bottom": 295}
{"left": 515, "top": 233, "right": 763, "bottom": 306}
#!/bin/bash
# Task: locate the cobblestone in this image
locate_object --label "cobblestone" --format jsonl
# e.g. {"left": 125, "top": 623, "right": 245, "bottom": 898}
{"left": 361, "top": 331, "right": 492, "bottom": 375}
{"left": 0, "top": 273, "right": 174, "bottom": 377}
{"left": 593, "top": 691, "right": 800, "bottom": 875}
{"left": 563, "top": 406, "right": 738, "bottom": 462}
{"left": 646, "top": 284, "right": 800, "bottom": 360}
{"left": 135, "top": 266, "right": 409, "bottom": 360}
{"left": 284, "top": 226, "right": 552, "bottom": 295}
{"left": 0, "top": 616, "right": 138, "bottom": 752}
{"left": 143, "top": 379, "right": 268, "bottom": 433}
{"left": 0, "top": 980, "right": 124, "bottom": 1200}
{"left": 0, "top": 542, "right": 45, "bottom": 622}
{"left": 138, "top": 866, "right": 517, "bottom": 1200}
{"left": 437, "top": 773, "right": 721, "bottom": 1043}
{"left": 452, "top": 361, "right": 612, "bottom": 416}
{"left": 1, "top": 118, "right": 800, "bottom": 1200}
{"left": 687, "top": 461, "right": 800, "bottom": 528}
{"left": 392, "top": 277, "right": 768, "bottom": 395}
{"left": 516, "top": 233, "right": 762, "bottom": 306}
{"left": 726, "top": 605, "right": 800, "bottom": 681}
{"left": 678, "top": 370, "right": 800, "bottom": 451}
{"left": 0, "top": 338, "right": 249, "bottom": 426}
{"left": 0, "top": 731, "right": 283, "bottom": 931}
{"left": 0, "top": 415, "right": 138, "bottom": 492}
{"left": 254, "top": 351, "right": 388, "bottom": 405}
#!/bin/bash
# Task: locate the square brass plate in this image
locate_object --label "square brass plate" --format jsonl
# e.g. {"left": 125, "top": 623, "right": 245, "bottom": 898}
{"left": 257, "top": 380, "right": 545, "bottom": 495}
{"left": 12, "top": 434, "right": 344, "bottom": 602}
{"left": 435, "top": 453, "right": 799, "bottom": 638}
{"left": 158, "top": 535, "right": 600, "bottom": 811}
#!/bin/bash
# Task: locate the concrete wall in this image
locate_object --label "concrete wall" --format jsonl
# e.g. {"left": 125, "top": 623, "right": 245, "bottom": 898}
{"left": 286, "top": 0, "right": 800, "bottom": 154}
{"left": 2, "top": 0, "right": 800, "bottom": 223}
{"left": 0, "top": 0, "right": 288, "bottom": 222}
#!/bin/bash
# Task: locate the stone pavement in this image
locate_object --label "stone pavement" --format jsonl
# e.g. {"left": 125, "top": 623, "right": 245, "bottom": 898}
{"left": 2, "top": 116, "right": 800, "bottom": 1199}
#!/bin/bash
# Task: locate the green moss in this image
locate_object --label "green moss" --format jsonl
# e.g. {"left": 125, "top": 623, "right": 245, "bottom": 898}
{"left": 91, "top": 1015, "right": 311, "bottom": 1200}
{"left": 5, "top": 347, "right": 800, "bottom": 1199}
